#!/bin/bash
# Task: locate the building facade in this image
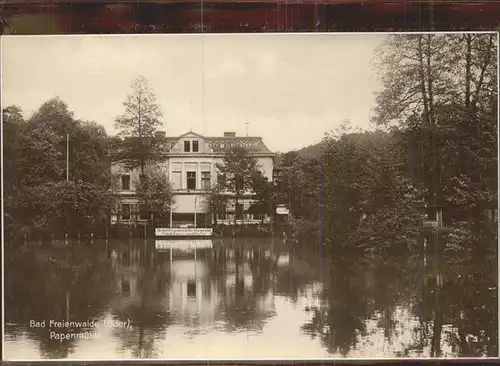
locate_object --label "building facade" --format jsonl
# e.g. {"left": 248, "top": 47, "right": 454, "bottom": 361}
{"left": 111, "top": 131, "right": 275, "bottom": 227}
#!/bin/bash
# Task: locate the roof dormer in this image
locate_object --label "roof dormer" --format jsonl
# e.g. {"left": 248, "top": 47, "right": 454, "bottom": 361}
{"left": 177, "top": 131, "right": 205, "bottom": 153}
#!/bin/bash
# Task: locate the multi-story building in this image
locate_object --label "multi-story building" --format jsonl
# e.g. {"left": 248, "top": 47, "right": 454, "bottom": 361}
{"left": 111, "top": 131, "right": 275, "bottom": 227}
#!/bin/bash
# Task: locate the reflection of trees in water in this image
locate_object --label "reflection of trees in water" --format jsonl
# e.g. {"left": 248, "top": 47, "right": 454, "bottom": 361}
{"left": 369, "top": 259, "right": 421, "bottom": 347}
{"left": 209, "top": 239, "right": 321, "bottom": 305}
{"left": 407, "top": 252, "right": 497, "bottom": 357}
{"left": 7, "top": 235, "right": 495, "bottom": 359}
{"left": 300, "top": 260, "right": 370, "bottom": 356}
{"left": 273, "top": 245, "right": 326, "bottom": 301}
{"left": 111, "top": 241, "right": 172, "bottom": 359}
{"left": 367, "top": 241, "right": 495, "bottom": 357}
{"left": 5, "top": 243, "right": 115, "bottom": 359}
{"left": 391, "top": 223, "right": 498, "bottom": 358}
{"left": 297, "top": 233, "right": 497, "bottom": 359}
{"left": 209, "top": 242, "right": 279, "bottom": 332}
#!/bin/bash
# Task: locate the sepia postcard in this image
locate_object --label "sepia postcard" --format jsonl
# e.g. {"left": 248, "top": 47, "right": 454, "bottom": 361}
{"left": 1, "top": 33, "right": 498, "bottom": 360}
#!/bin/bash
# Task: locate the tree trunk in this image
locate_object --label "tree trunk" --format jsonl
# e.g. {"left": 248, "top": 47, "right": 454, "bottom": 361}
{"left": 431, "top": 309, "right": 443, "bottom": 357}
{"left": 418, "top": 35, "right": 436, "bottom": 213}
{"left": 234, "top": 194, "right": 239, "bottom": 226}
{"left": 426, "top": 35, "right": 435, "bottom": 129}
{"left": 417, "top": 35, "right": 431, "bottom": 128}
{"left": 472, "top": 34, "right": 494, "bottom": 110}
{"left": 116, "top": 204, "right": 121, "bottom": 238}
{"left": 465, "top": 34, "right": 472, "bottom": 111}
{"left": 426, "top": 35, "right": 438, "bottom": 211}
{"left": 213, "top": 204, "right": 218, "bottom": 225}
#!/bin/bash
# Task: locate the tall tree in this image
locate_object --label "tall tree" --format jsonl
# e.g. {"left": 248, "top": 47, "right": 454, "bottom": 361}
{"left": 28, "top": 97, "right": 74, "bottom": 135}
{"left": 18, "top": 98, "right": 74, "bottom": 185}
{"left": 3, "top": 106, "right": 25, "bottom": 234}
{"left": 372, "top": 33, "right": 497, "bottom": 225}
{"left": 135, "top": 167, "right": 174, "bottom": 230}
{"left": 320, "top": 130, "right": 375, "bottom": 251}
{"left": 372, "top": 32, "right": 498, "bottom": 279}
{"left": 71, "top": 121, "right": 112, "bottom": 187}
{"left": 16, "top": 98, "right": 111, "bottom": 187}
{"left": 3, "top": 106, "right": 24, "bottom": 192}
{"left": 113, "top": 76, "right": 165, "bottom": 175}
{"left": 284, "top": 156, "right": 321, "bottom": 221}
{"left": 5, "top": 98, "right": 115, "bottom": 240}
{"left": 35, "top": 180, "right": 113, "bottom": 233}
{"left": 372, "top": 35, "right": 448, "bottom": 216}
{"left": 216, "top": 146, "right": 259, "bottom": 225}
{"left": 250, "top": 171, "right": 274, "bottom": 223}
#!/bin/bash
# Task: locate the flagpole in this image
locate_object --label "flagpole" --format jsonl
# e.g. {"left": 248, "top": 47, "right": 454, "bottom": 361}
{"left": 194, "top": 196, "right": 197, "bottom": 228}
{"left": 65, "top": 132, "right": 70, "bottom": 234}
{"left": 170, "top": 204, "right": 173, "bottom": 228}
{"left": 66, "top": 133, "right": 69, "bottom": 181}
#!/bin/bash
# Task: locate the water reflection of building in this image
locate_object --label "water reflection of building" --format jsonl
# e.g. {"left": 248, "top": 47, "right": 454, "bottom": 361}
{"left": 110, "top": 241, "right": 290, "bottom": 329}
{"left": 157, "top": 240, "right": 220, "bottom": 324}
{"left": 169, "top": 259, "right": 219, "bottom": 324}
{"left": 111, "top": 249, "right": 142, "bottom": 306}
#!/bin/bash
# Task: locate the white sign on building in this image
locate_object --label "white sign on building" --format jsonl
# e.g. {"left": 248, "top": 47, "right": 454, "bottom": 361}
{"left": 155, "top": 228, "right": 213, "bottom": 237}
{"left": 276, "top": 207, "right": 289, "bottom": 215}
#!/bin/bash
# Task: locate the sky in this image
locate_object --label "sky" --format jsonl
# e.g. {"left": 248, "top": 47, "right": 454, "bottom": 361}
{"left": 2, "top": 34, "right": 386, "bottom": 152}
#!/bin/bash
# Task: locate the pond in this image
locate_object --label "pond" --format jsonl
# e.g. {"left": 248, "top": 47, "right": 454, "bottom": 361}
{"left": 3, "top": 237, "right": 497, "bottom": 359}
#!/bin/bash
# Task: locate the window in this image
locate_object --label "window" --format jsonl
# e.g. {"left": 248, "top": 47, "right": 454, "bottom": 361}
{"left": 217, "top": 174, "right": 225, "bottom": 190}
{"left": 201, "top": 171, "right": 211, "bottom": 189}
{"left": 121, "top": 277, "right": 131, "bottom": 294}
{"left": 192, "top": 140, "right": 199, "bottom": 152}
{"left": 187, "top": 281, "right": 196, "bottom": 298}
{"left": 187, "top": 171, "right": 196, "bottom": 190}
{"left": 172, "top": 171, "right": 181, "bottom": 190}
{"left": 122, "top": 204, "right": 131, "bottom": 220}
{"left": 121, "top": 175, "right": 130, "bottom": 190}
{"left": 236, "top": 203, "right": 244, "bottom": 220}
{"left": 217, "top": 198, "right": 227, "bottom": 220}
{"left": 235, "top": 175, "right": 244, "bottom": 191}
{"left": 184, "top": 140, "right": 190, "bottom": 152}
{"left": 139, "top": 204, "right": 149, "bottom": 220}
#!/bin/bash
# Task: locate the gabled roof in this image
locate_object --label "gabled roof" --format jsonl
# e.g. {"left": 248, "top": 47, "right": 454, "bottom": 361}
{"left": 204, "top": 136, "right": 274, "bottom": 154}
{"left": 176, "top": 131, "right": 205, "bottom": 139}
{"left": 164, "top": 131, "right": 274, "bottom": 155}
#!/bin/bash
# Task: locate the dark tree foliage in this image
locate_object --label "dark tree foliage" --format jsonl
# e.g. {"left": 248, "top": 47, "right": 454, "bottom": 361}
{"left": 3, "top": 98, "right": 114, "bottom": 240}
{"left": 249, "top": 171, "right": 274, "bottom": 219}
{"left": 277, "top": 34, "right": 497, "bottom": 263}
{"left": 216, "top": 146, "right": 259, "bottom": 224}
{"left": 135, "top": 167, "right": 174, "bottom": 224}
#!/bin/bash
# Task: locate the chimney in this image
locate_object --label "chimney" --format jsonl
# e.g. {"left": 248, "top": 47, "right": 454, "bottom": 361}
{"left": 224, "top": 132, "right": 236, "bottom": 137}
{"left": 155, "top": 131, "right": 166, "bottom": 139}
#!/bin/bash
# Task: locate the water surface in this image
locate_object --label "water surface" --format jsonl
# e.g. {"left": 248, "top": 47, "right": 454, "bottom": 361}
{"left": 4, "top": 238, "right": 497, "bottom": 359}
